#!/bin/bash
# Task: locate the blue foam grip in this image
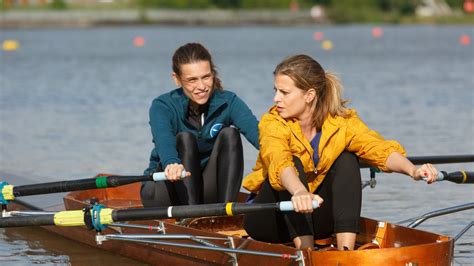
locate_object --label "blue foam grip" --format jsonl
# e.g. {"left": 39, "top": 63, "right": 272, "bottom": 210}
{"left": 279, "top": 200, "right": 319, "bottom": 211}
{"left": 152, "top": 170, "right": 187, "bottom": 181}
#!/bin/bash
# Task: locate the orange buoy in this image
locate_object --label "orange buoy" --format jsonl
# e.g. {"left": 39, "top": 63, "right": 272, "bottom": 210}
{"left": 313, "top": 31, "right": 324, "bottom": 41}
{"left": 372, "top": 27, "right": 383, "bottom": 38}
{"left": 459, "top": 34, "right": 471, "bottom": 46}
{"left": 133, "top": 36, "right": 145, "bottom": 47}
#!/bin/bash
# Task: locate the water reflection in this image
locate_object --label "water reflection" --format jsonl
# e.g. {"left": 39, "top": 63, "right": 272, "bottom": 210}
{"left": 0, "top": 227, "right": 145, "bottom": 265}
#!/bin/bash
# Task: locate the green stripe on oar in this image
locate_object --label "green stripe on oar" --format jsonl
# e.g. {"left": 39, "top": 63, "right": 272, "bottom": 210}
{"left": 0, "top": 201, "right": 319, "bottom": 229}
{"left": 95, "top": 176, "right": 109, "bottom": 188}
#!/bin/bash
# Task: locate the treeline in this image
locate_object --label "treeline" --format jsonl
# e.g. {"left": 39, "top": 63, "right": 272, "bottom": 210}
{"left": 139, "top": 0, "right": 312, "bottom": 9}
{"left": 139, "top": 0, "right": 462, "bottom": 12}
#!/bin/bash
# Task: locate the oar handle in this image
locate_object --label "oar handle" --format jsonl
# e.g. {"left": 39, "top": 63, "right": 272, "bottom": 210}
{"left": 152, "top": 170, "right": 187, "bottom": 181}
{"left": 431, "top": 171, "right": 474, "bottom": 184}
{"left": 279, "top": 200, "right": 320, "bottom": 211}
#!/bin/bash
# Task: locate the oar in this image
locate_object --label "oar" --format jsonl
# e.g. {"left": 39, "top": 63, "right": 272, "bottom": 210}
{"left": 359, "top": 154, "right": 473, "bottom": 168}
{"left": 0, "top": 200, "right": 320, "bottom": 229}
{"left": 2, "top": 154, "right": 471, "bottom": 202}
{"left": 430, "top": 171, "right": 473, "bottom": 184}
{"left": 0, "top": 171, "right": 186, "bottom": 203}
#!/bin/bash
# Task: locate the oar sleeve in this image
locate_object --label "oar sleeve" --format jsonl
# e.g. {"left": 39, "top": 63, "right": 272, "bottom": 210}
{"left": 10, "top": 175, "right": 152, "bottom": 198}
{"left": 0, "top": 214, "right": 55, "bottom": 227}
{"left": 439, "top": 171, "right": 474, "bottom": 184}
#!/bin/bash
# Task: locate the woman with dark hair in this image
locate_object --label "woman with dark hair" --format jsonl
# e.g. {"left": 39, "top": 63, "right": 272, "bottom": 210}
{"left": 141, "top": 43, "right": 259, "bottom": 207}
{"left": 243, "top": 54, "right": 439, "bottom": 250}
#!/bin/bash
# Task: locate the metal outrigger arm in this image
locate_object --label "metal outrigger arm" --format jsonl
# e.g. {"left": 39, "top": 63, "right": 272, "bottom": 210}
{"left": 397, "top": 202, "right": 474, "bottom": 242}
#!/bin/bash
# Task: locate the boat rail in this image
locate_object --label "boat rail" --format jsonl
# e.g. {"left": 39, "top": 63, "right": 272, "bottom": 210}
{"left": 95, "top": 223, "right": 306, "bottom": 266}
{"left": 397, "top": 202, "right": 474, "bottom": 242}
{"left": 454, "top": 221, "right": 473, "bottom": 242}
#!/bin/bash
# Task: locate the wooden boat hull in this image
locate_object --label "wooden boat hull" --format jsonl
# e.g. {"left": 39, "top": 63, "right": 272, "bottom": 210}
{"left": 8, "top": 181, "right": 454, "bottom": 265}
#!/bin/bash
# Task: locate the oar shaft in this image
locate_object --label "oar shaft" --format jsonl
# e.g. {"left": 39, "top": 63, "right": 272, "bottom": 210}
{"left": 408, "top": 155, "right": 474, "bottom": 165}
{"left": 113, "top": 202, "right": 281, "bottom": 221}
{"left": 6, "top": 171, "right": 185, "bottom": 200}
{"left": 12, "top": 175, "right": 151, "bottom": 198}
{"left": 0, "top": 214, "right": 55, "bottom": 227}
{"left": 0, "top": 201, "right": 319, "bottom": 228}
{"left": 359, "top": 154, "right": 474, "bottom": 168}
{"left": 437, "top": 171, "right": 474, "bottom": 184}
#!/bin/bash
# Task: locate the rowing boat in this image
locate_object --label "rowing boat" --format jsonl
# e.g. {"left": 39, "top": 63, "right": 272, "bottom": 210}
{"left": 7, "top": 178, "right": 455, "bottom": 265}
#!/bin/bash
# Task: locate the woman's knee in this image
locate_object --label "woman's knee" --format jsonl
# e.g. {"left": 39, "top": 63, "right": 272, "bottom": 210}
{"left": 216, "top": 127, "right": 241, "bottom": 144}
{"left": 333, "top": 152, "right": 359, "bottom": 170}
{"left": 176, "top": 131, "right": 198, "bottom": 153}
{"left": 177, "top": 131, "right": 196, "bottom": 143}
{"left": 328, "top": 151, "right": 361, "bottom": 185}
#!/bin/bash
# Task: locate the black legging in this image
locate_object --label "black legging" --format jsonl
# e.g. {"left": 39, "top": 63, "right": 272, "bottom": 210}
{"left": 243, "top": 152, "right": 361, "bottom": 243}
{"left": 140, "top": 127, "right": 244, "bottom": 207}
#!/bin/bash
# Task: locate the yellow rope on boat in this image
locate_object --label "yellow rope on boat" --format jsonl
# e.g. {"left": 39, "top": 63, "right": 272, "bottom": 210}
{"left": 461, "top": 170, "right": 467, "bottom": 183}
{"left": 1, "top": 185, "right": 14, "bottom": 200}
{"left": 225, "top": 202, "right": 234, "bottom": 216}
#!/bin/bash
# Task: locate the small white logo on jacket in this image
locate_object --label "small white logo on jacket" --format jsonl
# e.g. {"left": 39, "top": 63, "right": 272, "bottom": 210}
{"left": 210, "top": 123, "right": 224, "bottom": 138}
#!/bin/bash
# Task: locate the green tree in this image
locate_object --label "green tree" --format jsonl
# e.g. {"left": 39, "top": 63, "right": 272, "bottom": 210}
{"left": 309, "top": 0, "right": 331, "bottom": 6}
{"left": 145, "top": 0, "right": 212, "bottom": 8}
{"left": 50, "top": 0, "right": 67, "bottom": 9}
{"left": 377, "top": 0, "right": 418, "bottom": 15}
{"left": 212, "top": 0, "right": 242, "bottom": 8}
{"left": 241, "top": 0, "right": 293, "bottom": 9}
{"left": 445, "top": 0, "right": 462, "bottom": 9}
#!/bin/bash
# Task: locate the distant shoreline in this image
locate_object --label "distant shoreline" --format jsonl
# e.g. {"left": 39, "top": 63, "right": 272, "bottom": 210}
{"left": 0, "top": 9, "right": 326, "bottom": 29}
{"left": 1, "top": 9, "right": 472, "bottom": 29}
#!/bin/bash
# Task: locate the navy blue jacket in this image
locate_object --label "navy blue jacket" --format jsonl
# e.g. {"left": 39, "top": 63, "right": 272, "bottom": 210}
{"left": 144, "top": 88, "right": 259, "bottom": 174}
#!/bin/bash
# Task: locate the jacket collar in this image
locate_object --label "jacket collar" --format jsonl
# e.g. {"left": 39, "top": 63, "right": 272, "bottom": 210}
{"left": 207, "top": 89, "right": 228, "bottom": 117}
{"left": 319, "top": 109, "right": 356, "bottom": 150}
{"left": 178, "top": 88, "right": 227, "bottom": 118}
{"left": 268, "top": 106, "right": 314, "bottom": 154}
{"left": 268, "top": 105, "right": 347, "bottom": 156}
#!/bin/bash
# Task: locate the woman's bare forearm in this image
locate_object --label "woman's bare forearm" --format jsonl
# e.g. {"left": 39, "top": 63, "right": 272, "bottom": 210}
{"left": 280, "top": 166, "right": 308, "bottom": 195}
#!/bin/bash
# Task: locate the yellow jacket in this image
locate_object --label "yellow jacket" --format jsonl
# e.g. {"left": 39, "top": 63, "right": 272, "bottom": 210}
{"left": 242, "top": 106, "right": 406, "bottom": 193}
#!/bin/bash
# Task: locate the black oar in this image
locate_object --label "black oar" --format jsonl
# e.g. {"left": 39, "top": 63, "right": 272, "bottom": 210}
{"left": 432, "top": 171, "right": 474, "bottom": 184}
{"left": 0, "top": 200, "right": 319, "bottom": 229}
{"left": 2, "top": 154, "right": 471, "bottom": 202}
{"left": 0, "top": 171, "right": 185, "bottom": 203}
{"left": 359, "top": 154, "right": 473, "bottom": 168}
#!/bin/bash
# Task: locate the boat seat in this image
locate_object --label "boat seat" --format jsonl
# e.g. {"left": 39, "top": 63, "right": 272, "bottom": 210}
{"left": 216, "top": 229, "right": 249, "bottom": 238}
{"left": 357, "top": 242, "right": 380, "bottom": 250}
{"left": 315, "top": 237, "right": 333, "bottom": 246}
{"left": 317, "top": 246, "right": 338, "bottom": 251}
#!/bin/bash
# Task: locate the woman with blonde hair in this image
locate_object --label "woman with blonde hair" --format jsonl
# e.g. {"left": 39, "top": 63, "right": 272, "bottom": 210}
{"left": 243, "top": 54, "right": 438, "bottom": 250}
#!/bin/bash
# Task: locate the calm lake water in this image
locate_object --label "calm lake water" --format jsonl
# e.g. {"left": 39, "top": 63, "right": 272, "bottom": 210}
{"left": 0, "top": 25, "right": 473, "bottom": 265}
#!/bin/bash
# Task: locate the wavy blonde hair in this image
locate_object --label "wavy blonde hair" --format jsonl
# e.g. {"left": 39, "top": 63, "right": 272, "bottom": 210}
{"left": 274, "top": 54, "right": 349, "bottom": 131}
